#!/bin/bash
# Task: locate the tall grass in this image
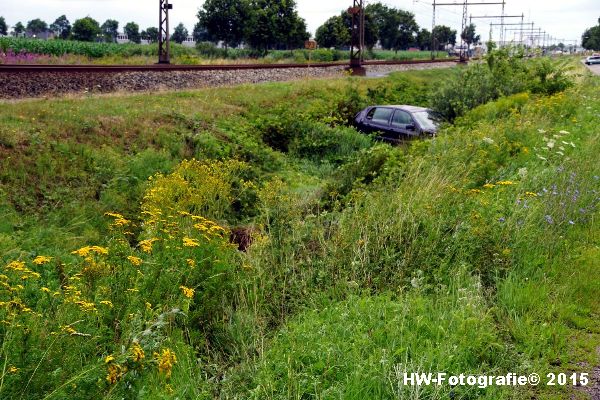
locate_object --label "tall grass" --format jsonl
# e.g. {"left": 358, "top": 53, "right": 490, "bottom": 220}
{"left": 0, "top": 56, "right": 597, "bottom": 399}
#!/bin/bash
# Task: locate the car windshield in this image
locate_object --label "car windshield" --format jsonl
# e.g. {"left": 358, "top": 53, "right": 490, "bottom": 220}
{"left": 412, "top": 111, "right": 439, "bottom": 131}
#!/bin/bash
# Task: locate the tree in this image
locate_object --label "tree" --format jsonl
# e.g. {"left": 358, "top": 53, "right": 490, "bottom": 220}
{"left": 0, "top": 17, "right": 7, "bottom": 36}
{"left": 124, "top": 22, "right": 141, "bottom": 44}
{"left": 582, "top": 18, "right": 600, "bottom": 51}
{"left": 101, "top": 19, "right": 119, "bottom": 42}
{"left": 315, "top": 10, "right": 378, "bottom": 50}
{"left": 461, "top": 23, "right": 480, "bottom": 49}
{"left": 432, "top": 25, "right": 456, "bottom": 50}
{"left": 245, "top": 0, "right": 309, "bottom": 51}
{"left": 366, "top": 3, "right": 419, "bottom": 51}
{"left": 172, "top": 23, "right": 188, "bottom": 44}
{"left": 145, "top": 27, "right": 159, "bottom": 43}
{"left": 197, "top": 0, "right": 249, "bottom": 48}
{"left": 13, "top": 22, "right": 25, "bottom": 36}
{"left": 341, "top": 12, "right": 378, "bottom": 50}
{"left": 416, "top": 28, "right": 431, "bottom": 50}
{"left": 26, "top": 18, "right": 48, "bottom": 36}
{"left": 316, "top": 16, "right": 349, "bottom": 49}
{"left": 50, "top": 15, "right": 71, "bottom": 39}
{"left": 72, "top": 17, "right": 101, "bottom": 42}
{"left": 192, "top": 22, "right": 213, "bottom": 42}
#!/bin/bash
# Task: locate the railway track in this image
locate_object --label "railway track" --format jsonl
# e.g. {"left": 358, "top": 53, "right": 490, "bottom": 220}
{"left": 0, "top": 58, "right": 457, "bottom": 73}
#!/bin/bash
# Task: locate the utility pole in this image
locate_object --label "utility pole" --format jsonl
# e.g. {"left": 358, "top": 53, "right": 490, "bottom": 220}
{"left": 489, "top": 21, "right": 533, "bottom": 46}
{"left": 349, "top": 0, "right": 365, "bottom": 70}
{"left": 434, "top": 1, "right": 506, "bottom": 62}
{"left": 158, "top": 0, "right": 172, "bottom": 64}
{"left": 470, "top": 14, "right": 524, "bottom": 45}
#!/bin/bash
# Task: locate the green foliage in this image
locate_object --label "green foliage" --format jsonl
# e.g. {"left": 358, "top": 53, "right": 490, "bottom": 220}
{"left": 71, "top": 17, "right": 101, "bottom": 42}
{"left": 0, "top": 37, "right": 195, "bottom": 58}
{"left": 197, "top": 0, "right": 249, "bottom": 48}
{"left": 0, "top": 16, "right": 8, "bottom": 36}
{"left": 50, "top": 15, "right": 71, "bottom": 40}
{"left": 461, "top": 23, "right": 481, "bottom": 47}
{"left": 366, "top": 2, "right": 419, "bottom": 51}
{"left": 100, "top": 19, "right": 119, "bottom": 43}
{"left": 431, "top": 48, "right": 573, "bottom": 120}
{"left": 1, "top": 61, "right": 598, "bottom": 400}
{"left": 124, "top": 21, "right": 141, "bottom": 44}
{"left": 26, "top": 18, "right": 48, "bottom": 35}
{"left": 171, "top": 23, "right": 189, "bottom": 44}
{"left": 581, "top": 18, "right": 600, "bottom": 50}
{"left": 432, "top": 25, "right": 457, "bottom": 50}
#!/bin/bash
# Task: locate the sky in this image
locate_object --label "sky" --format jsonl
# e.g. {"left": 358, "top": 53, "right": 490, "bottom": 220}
{"left": 1, "top": 0, "right": 598, "bottom": 44}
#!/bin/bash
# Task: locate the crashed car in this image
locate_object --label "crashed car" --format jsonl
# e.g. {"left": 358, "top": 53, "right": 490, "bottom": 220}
{"left": 354, "top": 105, "right": 439, "bottom": 141}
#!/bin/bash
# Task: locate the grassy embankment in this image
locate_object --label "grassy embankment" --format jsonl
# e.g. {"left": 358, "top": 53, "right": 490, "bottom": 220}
{"left": 0, "top": 37, "right": 448, "bottom": 65}
{"left": 0, "top": 57, "right": 598, "bottom": 399}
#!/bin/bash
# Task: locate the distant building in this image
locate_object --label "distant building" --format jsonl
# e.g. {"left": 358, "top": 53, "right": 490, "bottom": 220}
{"left": 25, "top": 30, "right": 54, "bottom": 40}
{"left": 182, "top": 35, "right": 196, "bottom": 48}
{"left": 116, "top": 33, "right": 129, "bottom": 44}
{"left": 140, "top": 39, "right": 151, "bottom": 45}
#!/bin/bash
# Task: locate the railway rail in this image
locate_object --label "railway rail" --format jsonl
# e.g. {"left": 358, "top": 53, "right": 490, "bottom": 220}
{"left": 0, "top": 58, "right": 457, "bottom": 73}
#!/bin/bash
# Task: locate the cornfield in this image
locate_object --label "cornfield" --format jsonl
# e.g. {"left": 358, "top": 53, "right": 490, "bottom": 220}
{"left": 0, "top": 37, "right": 195, "bottom": 58}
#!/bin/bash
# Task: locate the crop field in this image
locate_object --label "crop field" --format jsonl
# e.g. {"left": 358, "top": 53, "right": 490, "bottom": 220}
{"left": 0, "top": 37, "right": 449, "bottom": 65}
{"left": 0, "top": 52, "right": 598, "bottom": 399}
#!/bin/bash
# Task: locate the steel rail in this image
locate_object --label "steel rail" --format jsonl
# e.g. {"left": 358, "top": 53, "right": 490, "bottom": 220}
{"left": 0, "top": 58, "right": 458, "bottom": 73}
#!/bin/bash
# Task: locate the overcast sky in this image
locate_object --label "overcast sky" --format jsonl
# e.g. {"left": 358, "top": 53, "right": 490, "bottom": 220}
{"left": 1, "top": 0, "right": 598, "bottom": 44}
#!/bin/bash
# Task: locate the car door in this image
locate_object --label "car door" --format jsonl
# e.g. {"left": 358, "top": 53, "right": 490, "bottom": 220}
{"left": 363, "top": 107, "right": 394, "bottom": 135}
{"left": 390, "top": 109, "right": 417, "bottom": 139}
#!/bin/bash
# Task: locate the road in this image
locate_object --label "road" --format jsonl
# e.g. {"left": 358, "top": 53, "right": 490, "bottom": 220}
{"left": 586, "top": 63, "right": 600, "bottom": 75}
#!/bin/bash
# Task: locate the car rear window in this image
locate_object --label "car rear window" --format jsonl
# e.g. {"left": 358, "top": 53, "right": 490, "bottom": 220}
{"left": 370, "top": 108, "right": 393, "bottom": 124}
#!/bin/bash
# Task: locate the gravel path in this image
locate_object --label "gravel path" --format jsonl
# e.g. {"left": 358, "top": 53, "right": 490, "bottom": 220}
{"left": 0, "top": 62, "right": 456, "bottom": 99}
{"left": 586, "top": 64, "right": 600, "bottom": 76}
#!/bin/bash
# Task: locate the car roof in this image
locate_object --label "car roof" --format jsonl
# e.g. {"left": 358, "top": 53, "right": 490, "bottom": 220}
{"left": 371, "top": 105, "right": 430, "bottom": 113}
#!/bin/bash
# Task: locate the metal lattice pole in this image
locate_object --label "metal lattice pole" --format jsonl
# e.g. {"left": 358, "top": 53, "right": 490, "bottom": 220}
{"left": 349, "top": 0, "right": 364, "bottom": 68}
{"left": 158, "top": 0, "right": 172, "bottom": 64}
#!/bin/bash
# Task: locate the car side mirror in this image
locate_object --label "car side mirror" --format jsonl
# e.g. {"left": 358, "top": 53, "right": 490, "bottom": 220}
{"left": 406, "top": 124, "right": 416, "bottom": 131}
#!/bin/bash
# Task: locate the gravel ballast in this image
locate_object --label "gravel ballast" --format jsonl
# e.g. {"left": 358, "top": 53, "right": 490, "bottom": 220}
{"left": 0, "top": 62, "right": 456, "bottom": 99}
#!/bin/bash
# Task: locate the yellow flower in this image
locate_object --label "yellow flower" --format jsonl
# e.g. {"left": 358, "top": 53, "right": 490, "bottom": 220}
{"left": 106, "top": 363, "right": 123, "bottom": 384}
{"left": 71, "top": 246, "right": 108, "bottom": 257}
{"left": 525, "top": 192, "right": 538, "bottom": 197}
{"left": 145, "top": 302, "right": 152, "bottom": 310}
{"left": 483, "top": 183, "right": 495, "bottom": 189}
{"left": 182, "top": 237, "right": 200, "bottom": 247}
{"left": 130, "top": 342, "right": 145, "bottom": 362}
{"left": 179, "top": 286, "right": 195, "bottom": 299}
{"left": 104, "top": 212, "right": 131, "bottom": 228}
{"left": 7, "top": 365, "right": 19, "bottom": 374}
{"left": 5, "top": 261, "right": 27, "bottom": 272}
{"left": 496, "top": 180, "right": 515, "bottom": 186}
{"left": 154, "top": 348, "right": 177, "bottom": 379}
{"left": 32, "top": 256, "right": 53, "bottom": 265}
{"left": 139, "top": 238, "right": 159, "bottom": 253}
{"left": 40, "top": 287, "right": 51, "bottom": 293}
{"left": 99, "top": 300, "right": 114, "bottom": 308}
{"left": 127, "top": 256, "right": 142, "bottom": 266}
{"left": 105, "top": 355, "right": 115, "bottom": 364}
{"left": 186, "top": 259, "right": 195, "bottom": 268}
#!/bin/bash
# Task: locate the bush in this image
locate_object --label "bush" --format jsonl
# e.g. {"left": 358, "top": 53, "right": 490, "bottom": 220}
{"left": 430, "top": 47, "right": 573, "bottom": 121}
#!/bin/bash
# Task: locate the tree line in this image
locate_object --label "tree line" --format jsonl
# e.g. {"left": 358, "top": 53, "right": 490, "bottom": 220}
{"left": 582, "top": 17, "right": 600, "bottom": 50}
{"left": 0, "top": 15, "right": 192, "bottom": 44}
{"left": 195, "top": 0, "right": 468, "bottom": 52}
{"left": 1, "top": 1, "right": 483, "bottom": 52}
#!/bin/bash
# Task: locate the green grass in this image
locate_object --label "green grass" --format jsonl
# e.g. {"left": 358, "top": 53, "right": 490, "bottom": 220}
{"left": 0, "top": 57, "right": 598, "bottom": 399}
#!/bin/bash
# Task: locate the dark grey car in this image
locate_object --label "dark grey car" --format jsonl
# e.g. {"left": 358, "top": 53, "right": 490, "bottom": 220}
{"left": 354, "top": 105, "right": 439, "bottom": 142}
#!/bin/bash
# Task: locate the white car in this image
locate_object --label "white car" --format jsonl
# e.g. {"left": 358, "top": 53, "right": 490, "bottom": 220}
{"left": 585, "top": 56, "right": 600, "bottom": 65}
